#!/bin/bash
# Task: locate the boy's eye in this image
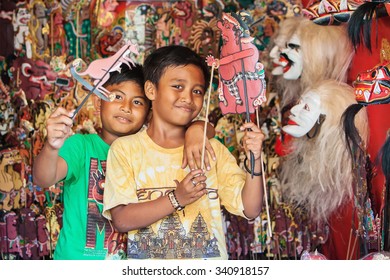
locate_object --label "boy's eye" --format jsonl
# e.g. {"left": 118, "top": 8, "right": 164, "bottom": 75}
{"left": 133, "top": 99, "right": 144, "bottom": 106}
{"left": 193, "top": 89, "right": 204, "bottom": 95}
{"left": 114, "top": 94, "right": 123, "bottom": 100}
{"left": 303, "top": 104, "right": 310, "bottom": 111}
{"left": 173, "top": 85, "right": 183, "bottom": 90}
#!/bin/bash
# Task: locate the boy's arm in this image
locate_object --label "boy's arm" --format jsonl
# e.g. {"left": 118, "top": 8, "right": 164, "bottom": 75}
{"left": 109, "top": 169, "right": 207, "bottom": 232}
{"left": 182, "top": 120, "right": 216, "bottom": 170}
{"left": 110, "top": 196, "right": 175, "bottom": 232}
{"left": 33, "top": 107, "right": 73, "bottom": 188}
{"left": 240, "top": 122, "right": 265, "bottom": 220}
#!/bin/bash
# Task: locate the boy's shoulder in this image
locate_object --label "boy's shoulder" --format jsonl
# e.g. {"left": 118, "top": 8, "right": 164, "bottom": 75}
{"left": 209, "top": 138, "right": 227, "bottom": 149}
{"left": 66, "top": 133, "right": 101, "bottom": 143}
{"left": 111, "top": 129, "right": 146, "bottom": 147}
{"left": 61, "top": 133, "right": 104, "bottom": 151}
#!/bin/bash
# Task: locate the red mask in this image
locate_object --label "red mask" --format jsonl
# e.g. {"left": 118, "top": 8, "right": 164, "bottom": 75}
{"left": 353, "top": 61, "right": 390, "bottom": 105}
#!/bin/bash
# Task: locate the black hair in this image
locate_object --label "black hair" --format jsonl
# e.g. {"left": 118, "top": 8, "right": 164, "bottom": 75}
{"left": 347, "top": 2, "right": 389, "bottom": 52}
{"left": 103, "top": 62, "right": 145, "bottom": 91}
{"left": 342, "top": 103, "right": 365, "bottom": 159}
{"left": 143, "top": 45, "right": 210, "bottom": 90}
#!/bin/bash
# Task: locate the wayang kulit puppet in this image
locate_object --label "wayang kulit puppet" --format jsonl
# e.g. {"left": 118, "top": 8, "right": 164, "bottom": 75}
{"left": 206, "top": 12, "right": 266, "bottom": 115}
{"left": 10, "top": 57, "right": 57, "bottom": 101}
{"left": 205, "top": 11, "right": 271, "bottom": 257}
{"left": 13, "top": 2, "right": 32, "bottom": 57}
{"left": 28, "top": 0, "right": 50, "bottom": 60}
{"left": 70, "top": 41, "right": 139, "bottom": 116}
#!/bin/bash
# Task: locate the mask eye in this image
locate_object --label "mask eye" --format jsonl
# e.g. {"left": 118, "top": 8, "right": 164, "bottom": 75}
{"left": 21, "top": 63, "right": 32, "bottom": 77}
{"left": 287, "top": 43, "right": 300, "bottom": 51}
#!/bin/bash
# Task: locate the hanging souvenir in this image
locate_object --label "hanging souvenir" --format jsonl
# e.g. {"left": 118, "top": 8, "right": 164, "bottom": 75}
{"left": 13, "top": 1, "right": 32, "bottom": 57}
{"left": 302, "top": 0, "right": 361, "bottom": 26}
{"left": 206, "top": 12, "right": 266, "bottom": 115}
{"left": 28, "top": 0, "right": 50, "bottom": 61}
{"left": 0, "top": 0, "right": 16, "bottom": 58}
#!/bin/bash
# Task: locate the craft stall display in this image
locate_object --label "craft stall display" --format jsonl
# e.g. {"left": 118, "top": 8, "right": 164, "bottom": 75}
{"left": 0, "top": 0, "right": 388, "bottom": 260}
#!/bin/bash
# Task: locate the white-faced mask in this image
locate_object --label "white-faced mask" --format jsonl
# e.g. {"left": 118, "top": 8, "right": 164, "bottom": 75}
{"left": 282, "top": 91, "right": 322, "bottom": 138}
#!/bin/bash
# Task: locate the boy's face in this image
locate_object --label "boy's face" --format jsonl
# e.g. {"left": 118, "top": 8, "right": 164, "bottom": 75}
{"left": 146, "top": 64, "right": 205, "bottom": 127}
{"left": 97, "top": 81, "right": 150, "bottom": 143}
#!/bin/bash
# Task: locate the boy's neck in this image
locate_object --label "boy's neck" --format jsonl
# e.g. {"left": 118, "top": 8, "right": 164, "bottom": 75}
{"left": 99, "top": 131, "right": 118, "bottom": 146}
{"left": 146, "top": 120, "right": 186, "bottom": 149}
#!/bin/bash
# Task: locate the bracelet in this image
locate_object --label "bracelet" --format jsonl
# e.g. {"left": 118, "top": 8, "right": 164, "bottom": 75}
{"left": 167, "top": 190, "right": 185, "bottom": 211}
{"left": 243, "top": 157, "right": 262, "bottom": 176}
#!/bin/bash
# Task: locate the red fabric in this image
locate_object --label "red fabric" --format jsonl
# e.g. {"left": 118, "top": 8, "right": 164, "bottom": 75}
{"left": 322, "top": 16, "right": 390, "bottom": 259}
{"left": 347, "top": 16, "right": 390, "bottom": 215}
{"left": 274, "top": 132, "right": 293, "bottom": 156}
{"left": 321, "top": 199, "right": 359, "bottom": 260}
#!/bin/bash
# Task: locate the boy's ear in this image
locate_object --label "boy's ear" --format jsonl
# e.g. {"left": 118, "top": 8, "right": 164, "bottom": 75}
{"left": 92, "top": 95, "right": 102, "bottom": 112}
{"left": 144, "top": 80, "right": 156, "bottom": 101}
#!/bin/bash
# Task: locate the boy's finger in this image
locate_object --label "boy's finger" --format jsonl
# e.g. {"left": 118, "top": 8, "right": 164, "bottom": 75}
{"left": 188, "top": 169, "right": 204, "bottom": 181}
{"left": 187, "top": 155, "right": 196, "bottom": 170}
{"left": 205, "top": 142, "right": 216, "bottom": 161}
{"left": 50, "top": 107, "right": 73, "bottom": 118}
{"left": 193, "top": 151, "right": 202, "bottom": 170}
{"left": 181, "top": 154, "right": 188, "bottom": 169}
{"left": 240, "top": 122, "right": 260, "bottom": 131}
{"left": 202, "top": 152, "right": 211, "bottom": 171}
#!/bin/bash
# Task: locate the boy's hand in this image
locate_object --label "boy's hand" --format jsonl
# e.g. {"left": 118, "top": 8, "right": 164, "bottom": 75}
{"left": 46, "top": 107, "right": 74, "bottom": 150}
{"left": 173, "top": 169, "right": 207, "bottom": 207}
{"left": 182, "top": 122, "right": 216, "bottom": 171}
{"left": 240, "top": 122, "right": 265, "bottom": 160}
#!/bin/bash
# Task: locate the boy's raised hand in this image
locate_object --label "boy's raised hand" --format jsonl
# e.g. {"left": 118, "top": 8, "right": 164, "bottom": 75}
{"left": 173, "top": 169, "right": 207, "bottom": 207}
{"left": 46, "top": 107, "right": 74, "bottom": 150}
{"left": 182, "top": 121, "right": 216, "bottom": 171}
{"left": 240, "top": 122, "right": 265, "bottom": 161}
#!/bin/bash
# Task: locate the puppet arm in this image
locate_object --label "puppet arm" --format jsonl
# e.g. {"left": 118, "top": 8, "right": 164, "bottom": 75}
{"left": 219, "top": 48, "right": 255, "bottom": 65}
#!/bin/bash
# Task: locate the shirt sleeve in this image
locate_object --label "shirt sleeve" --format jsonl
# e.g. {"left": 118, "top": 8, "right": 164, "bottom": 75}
{"left": 102, "top": 138, "right": 138, "bottom": 220}
{"left": 213, "top": 140, "right": 247, "bottom": 218}
{"left": 58, "top": 134, "right": 84, "bottom": 182}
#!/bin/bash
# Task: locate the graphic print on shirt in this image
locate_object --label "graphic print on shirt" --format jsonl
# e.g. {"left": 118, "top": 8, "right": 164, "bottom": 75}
{"left": 127, "top": 188, "right": 221, "bottom": 259}
{"left": 86, "top": 158, "right": 112, "bottom": 249}
{"left": 86, "top": 158, "right": 127, "bottom": 257}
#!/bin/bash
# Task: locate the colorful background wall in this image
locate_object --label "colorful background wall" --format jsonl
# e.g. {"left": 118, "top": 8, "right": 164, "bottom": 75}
{"left": 1, "top": 0, "right": 388, "bottom": 260}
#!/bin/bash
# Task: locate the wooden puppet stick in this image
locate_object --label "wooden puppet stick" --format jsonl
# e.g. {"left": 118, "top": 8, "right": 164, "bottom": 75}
{"left": 346, "top": 228, "right": 352, "bottom": 260}
{"left": 256, "top": 108, "right": 272, "bottom": 238}
{"left": 201, "top": 63, "right": 216, "bottom": 170}
{"left": 76, "top": 9, "right": 79, "bottom": 59}
{"left": 349, "top": 232, "right": 358, "bottom": 260}
{"left": 51, "top": 13, "right": 53, "bottom": 56}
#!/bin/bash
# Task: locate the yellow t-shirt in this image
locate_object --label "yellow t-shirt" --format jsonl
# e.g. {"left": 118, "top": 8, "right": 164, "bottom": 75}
{"left": 103, "top": 130, "right": 246, "bottom": 259}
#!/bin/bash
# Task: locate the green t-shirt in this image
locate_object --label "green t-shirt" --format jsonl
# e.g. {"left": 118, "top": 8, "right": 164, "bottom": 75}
{"left": 54, "top": 134, "right": 111, "bottom": 260}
